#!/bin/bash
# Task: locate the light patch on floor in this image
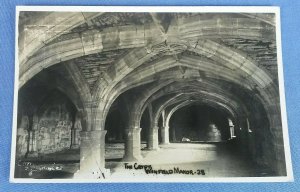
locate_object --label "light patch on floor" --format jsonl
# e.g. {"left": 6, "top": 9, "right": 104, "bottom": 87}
{"left": 105, "top": 143, "right": 272, "bottom": 179}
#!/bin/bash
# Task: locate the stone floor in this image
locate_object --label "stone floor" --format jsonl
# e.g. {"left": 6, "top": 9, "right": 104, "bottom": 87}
{"left": 15, "top": 142, "right": 274, "bottom": 179}
{"left": 106, "top": 142, "right": 274, "bottom": 179}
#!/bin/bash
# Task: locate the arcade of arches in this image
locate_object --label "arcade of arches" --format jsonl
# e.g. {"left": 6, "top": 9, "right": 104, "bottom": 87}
{"left": 15, "top": 11, "right": 287, "bottom": 179}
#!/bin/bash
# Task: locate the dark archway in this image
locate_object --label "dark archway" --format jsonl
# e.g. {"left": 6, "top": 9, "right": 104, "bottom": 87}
{"left": 15, "top": 66, "right": 82, "bottom": 179}
{"left": 169, "top": 104, "right": 231, "bottom": 142}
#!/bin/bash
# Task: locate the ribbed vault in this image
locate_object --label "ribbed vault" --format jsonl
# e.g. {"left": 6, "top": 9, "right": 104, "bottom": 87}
{"left": 17, "top": 11, "right": 286, "bottom": 178}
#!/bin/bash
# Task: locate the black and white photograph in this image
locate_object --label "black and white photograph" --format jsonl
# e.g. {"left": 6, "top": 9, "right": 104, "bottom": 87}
{"left": 10, "top": 6, "right": 293, "bottom": 182}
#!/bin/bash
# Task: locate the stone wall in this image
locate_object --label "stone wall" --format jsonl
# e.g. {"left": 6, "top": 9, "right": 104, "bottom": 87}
{"left": 37, "top": 103, "right": 73, "bottom": 154}
{"left": 16, "top": 90, "right": 79, "bottom": 157}
{"left": 16, "top": 116, "right": 29, "bottom": 158}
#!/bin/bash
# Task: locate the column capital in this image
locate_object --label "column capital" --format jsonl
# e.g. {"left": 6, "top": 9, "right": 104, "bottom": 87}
{"left": 80, "top": 130, "right": 107, "bottom": 140}
{"left": 163, "top": 125, "right": 169, "bottom": 130}
{"left": 84, "top": 100, "right": 99, "bottom": 108}
{"left": 125, "top": 127, "right": 142, "bottom": 135}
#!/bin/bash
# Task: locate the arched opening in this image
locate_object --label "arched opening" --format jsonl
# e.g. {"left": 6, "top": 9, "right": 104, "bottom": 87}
{"left": 35, "top": 90, "right": 77, "bottom": 155}
{"left": 104, "top": 99, "right": 127, "bottom": 165}
{"left": 169, "top": 104, "right": 231, "bottom": 143}
{"left": 105, "top": 109, "right": 125, "bottom": 143}
{"left": 104, "top": 107, "right": 126, "bottom": 163}
{"left": 15, "top": 66, "right": 82, "bottom": 179}
{"left": 158, "top": 115, "right": 163, "bottom": 143}
{"left": 140, "top": 108, "right": 151, "bottom": 145}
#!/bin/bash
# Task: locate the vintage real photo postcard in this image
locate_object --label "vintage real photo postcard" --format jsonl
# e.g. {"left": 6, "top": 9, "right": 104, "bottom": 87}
{"left": 10, "top": 6, "right": 293, "bottom": 182}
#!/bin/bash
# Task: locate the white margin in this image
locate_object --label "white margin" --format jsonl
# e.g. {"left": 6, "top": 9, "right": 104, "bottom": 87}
{"left": 275, "top": 7, "right": 294, "bottom": 182}
{"left": 10, "top": 6, "right": 294, "bottom": 183}
{"left": 10, "top": 7, "right": 20, "bottom": 184}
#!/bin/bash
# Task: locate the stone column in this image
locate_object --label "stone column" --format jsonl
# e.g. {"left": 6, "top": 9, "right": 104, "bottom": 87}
{"left": 70, "top": 129, "right": 80, "bottom": 149}
{"left": 147, "top": 126, "right": 159, "bottom": 150}
{"left": 27, "top": 115, "right": 38, "bottom": 158}
{"left": 160, "top": 126, "right": 169, "bottom": 144}
{"left": 74, "top": 130, "right": 108, "bottom": 179}
{"left": 123, "top": 128, "right": 143, "bottom": 161}
{"left": 228, "top": 119, "right": 235, "bottom": 139}
{"left": 230, "top": 126, "right": 235, "bottom": 138}
{"left": 70, "top": 116, "right": 81, "bottom": 149}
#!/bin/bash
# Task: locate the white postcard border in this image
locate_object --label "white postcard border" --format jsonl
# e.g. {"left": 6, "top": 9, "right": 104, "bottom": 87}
{"left": 10, "top": 6, "right": 294, "bottom": 183}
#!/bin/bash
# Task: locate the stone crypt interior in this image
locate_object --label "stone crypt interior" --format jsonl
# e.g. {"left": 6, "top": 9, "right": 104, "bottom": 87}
{"left": 15, "top": 11, "right": 287, "bottom": 179}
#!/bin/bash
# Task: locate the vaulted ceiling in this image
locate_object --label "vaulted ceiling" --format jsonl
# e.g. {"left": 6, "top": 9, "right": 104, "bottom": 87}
{"left": 19, "top": 12, "right": 277, "bottom": 92}
{"left": 18, "top": 11, "right": 279, "bottom": 126}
